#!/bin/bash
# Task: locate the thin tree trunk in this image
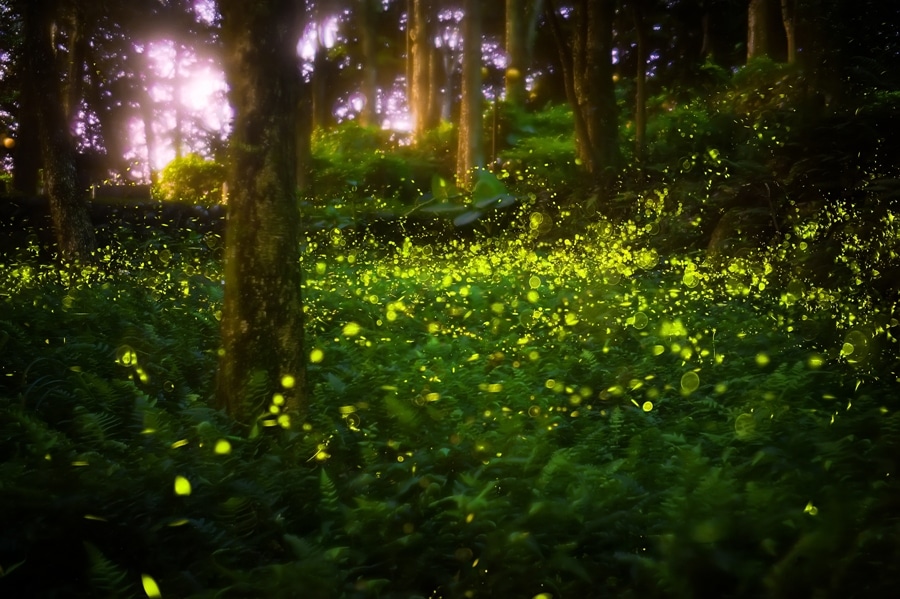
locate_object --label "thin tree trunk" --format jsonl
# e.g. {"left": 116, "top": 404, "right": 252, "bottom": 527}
{"left": 218, "top": 0, "right": 306, "bottom": 427}
{"left": 544, "top": 0, "right": 596, "bottom": 173}
{"left": 426, "top": 40, "right": 444, "bottom": 125}
{"left": 632, "top": 0, "right": 649, "bottom": 164}
{"left": 780, "top": 0, "right": 797, "bottom": 64}
{"left": 173, "top": 43, "right": 185, "bottom": 160}
{"left": 545, "top": 0, "right": 618, "bottom": 189}
{"left": 139, "top": 88, "right": 159, "bottom": 184}
{"left": 456, "top": 0, "right": 484, "bottom": 185}
{"left": 505, "top": 0, "right": 543, "bottom": 109}
{"left": 410, "top": 0, "right": 432, "bottom": 138}
{"left": 356, "top": 0, "right": 379, "bottom": 126}
{"left": 61, "top": 4, "right": 86, "bottom": 126}
{"left": 22, "top": 0, "right": 96, "bottom": 261}
{"left": 505, "top": 0, "right": 527, "bottom": 108}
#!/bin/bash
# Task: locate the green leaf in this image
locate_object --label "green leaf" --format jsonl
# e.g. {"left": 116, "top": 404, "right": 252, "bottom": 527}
{"left": 453, "top": 210, "right": 484, "bottom": 227}
{"left": 474, "top": 193, "right": 517, "bottom": 210}
{"left": 419, "top": 203, "right": 466, "bottom": 214}
{"left": 471, "top": 169, "right": 507, "bottom": 203}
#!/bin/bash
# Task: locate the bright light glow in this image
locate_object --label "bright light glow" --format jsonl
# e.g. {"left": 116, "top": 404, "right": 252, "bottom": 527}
{"left": 193, "top": 0, "right": 217, "bottom": 25}
{"left": 124, "top": 39, "right": 230, "bottom": 180}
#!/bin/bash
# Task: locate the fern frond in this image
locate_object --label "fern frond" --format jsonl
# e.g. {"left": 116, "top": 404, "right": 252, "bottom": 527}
{"left": 83, "top": 542, "right": 135, "bottom": 598}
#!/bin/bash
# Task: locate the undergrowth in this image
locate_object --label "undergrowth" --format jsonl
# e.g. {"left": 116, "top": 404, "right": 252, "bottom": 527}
{"left": 1, "top": 203, "right": 898, "bottom": 598}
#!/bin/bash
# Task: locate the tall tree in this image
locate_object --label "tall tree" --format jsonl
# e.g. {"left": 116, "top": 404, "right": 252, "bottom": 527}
{"left": 456, "top": 0, "right": 485, "bottom": 184}
{"left": 779, "top": 0, "right": 796, "bottom": 64}
{"left": 545, "top": 0, "right": 619, "bottom": 187}
{"left": 631, "top": 0, "right": 651, "bottom": 164}
{"left": 19, "top": 0, "right": 96, "bottom": 261}
{"left": 217, "top": 0, "right": 307, "bottom": 427}
{"left": 355, "top": 0, "right": 380, "bottom": 126}
{"left": 747, "top": 0, "right": 771, "bottom": 60}
{"left": 409, "top": 0, "right": 442, "bottom": 138}
{"left": 504, "top": 0, "right": 543, "bottom": 110}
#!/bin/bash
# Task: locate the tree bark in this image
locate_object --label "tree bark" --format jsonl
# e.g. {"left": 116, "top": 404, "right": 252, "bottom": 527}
{"left": 59, "top": 2, "right": 87, "bottom": 126}
{"left": 427, "top": 36, "right": 445, "bottom": 124}
{"left": 456, "top": 0, "right": 485, "bottom": 185}
{"left": 583, "top": 0, "right": 618, "bottom": 180}
{"left": 545, "top": 0, "right": 595, "bottom": 173}
{"left": 505, "top": 0, "right": 527, "bottom": 108}
{"left": 21, "top": 0, "right": 96, "bottom": 261}
{"left": 410, "top": 0, "right": 439, "bottom": 138}
{"left": 780, "top": 0, "right": 797, "bottom": 64}
{"left": 217, "top": 0, "right": 306, "bottom": 428}
{"left": 505, "top": 0, "right": 543, "bottom": 109}
{"left": 747, "top": 0, "right": 770, "bottom": 60}
{"left": 356, "top": 0, "right": 379, "bottom": 127}
{"left": 545, "top": 0, "right": 618, "bottom": 187}
{"left": 632, "top": 0, "right": 649, "bottom": 164}
{"left": 138, "top": 85, "right": 159, "bottom": 184}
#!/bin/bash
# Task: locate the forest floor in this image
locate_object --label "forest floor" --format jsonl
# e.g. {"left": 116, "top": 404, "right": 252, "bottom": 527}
{"left": 1, "top": 205, "right": 899, "bottom": 598}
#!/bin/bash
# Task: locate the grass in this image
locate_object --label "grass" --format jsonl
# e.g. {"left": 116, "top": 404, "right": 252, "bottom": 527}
{"left": 1, "top": 200, "right": 898, "bottom": 598}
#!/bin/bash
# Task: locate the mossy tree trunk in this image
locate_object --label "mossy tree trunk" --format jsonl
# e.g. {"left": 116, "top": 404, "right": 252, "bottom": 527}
{"left": 21, "top": 0, "right": 96, "bottom": 261}
{"left": 217, "top": 0, "right": 306, "bottom": 428}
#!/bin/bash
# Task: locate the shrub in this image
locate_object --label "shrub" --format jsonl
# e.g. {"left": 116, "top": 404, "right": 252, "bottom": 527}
{"left": 152, "top": 154, "right": 226, "bottom": 205}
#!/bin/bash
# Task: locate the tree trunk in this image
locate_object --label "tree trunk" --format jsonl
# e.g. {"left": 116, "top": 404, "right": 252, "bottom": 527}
{"left": 173, "top": 43, "right": 185, "bottom": 160}
{"left": 632, "top": 0, "right": 649, "bottom": 164}
{"left": 545, "top": 0, "right": 618, "bottom": 187}
{"left": 138, "top": 87, "right": 159, "bottom": 184}
{"left": 427, "top": 38, "right": 444, "bottom": 124}
{"left": 583, "top": 0, "right": 618, "bottom": 180}
{"left": 456, "top": 0, "right": 485, "bottom": 185}
{"left": 356, "top": 0, "right": 379, "bottom": 127}
{"left": 410, "top": 0, "right": 438, "bottom": 138}
{"left": 545, "top": 0, "right": 595, "bottom": 173}
{"left": 505, "top": 0, "right": 527, "bottom": 108}
{"left": 218, "top": 0, "right": 307, "bottom": 428}
{"left": 780, "top": 0, "right": 797, "bottom": 64}
{"left": 22, "top": 0, "right": 96, "bottom": 261}
{"left": 505, "top": 0, "right": 543, "bottom": 109}
{"left": 747, "top": 0, "right": 770, "bottom": 60}
{"left": 60, "top": 3, "right": 86, "bottom": 126}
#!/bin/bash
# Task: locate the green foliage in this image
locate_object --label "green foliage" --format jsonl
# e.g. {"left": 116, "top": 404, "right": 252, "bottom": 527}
{"left": 310, "top": 121, "right": 444, "bottom": 204}
{"left": 498, "top": 103, "right": 581, "bottom": 196}
{"left": 416, "top": 169, "right": 517, "bottom": 229}
{"left": 152, "top": 154, "right": 226, "bottom": 205}
{"left": 2, "top": 172, "right": 900, "bottom": 597}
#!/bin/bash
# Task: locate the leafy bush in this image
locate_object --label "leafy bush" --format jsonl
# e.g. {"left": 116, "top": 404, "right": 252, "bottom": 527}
{"left": 311, "top": 122, "right": 441, "bottom": 203}
{"left": 152, "top": 154, "right": 226, "bottom": 205}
